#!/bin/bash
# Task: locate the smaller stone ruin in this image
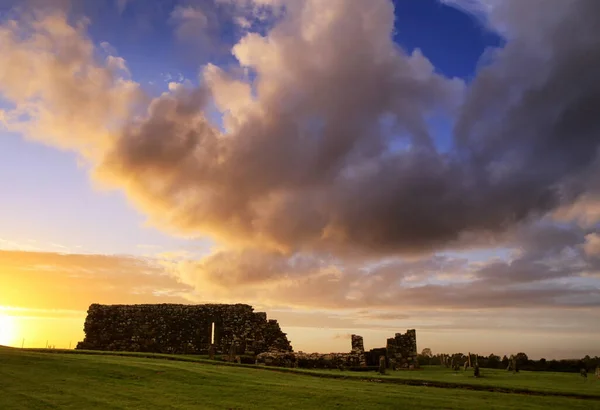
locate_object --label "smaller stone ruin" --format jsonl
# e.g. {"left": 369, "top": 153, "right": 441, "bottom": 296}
{"left": 386, "top": 329, "right": 418, "bottom": 369}
{"left": 256, "top": 329, "right": 418, "bottom": 370}
{"left": 351, "top": 334, "right": 366, "bottom": 366}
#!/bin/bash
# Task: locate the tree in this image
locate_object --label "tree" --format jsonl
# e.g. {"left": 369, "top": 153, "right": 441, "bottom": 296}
{"left": 501, "top": 355, "right": 509, "bottom": 369}
{"left": 538, "top": 358, "right": 547, "bottom": 370}
{"left": 421, "top": 348, "right": 433, "bottom": 358}
{"left": 488, "top": 354, "right": 501, "bottom": 369}
{"left": 515, "top": 352, "right": 529, "bottom": 368}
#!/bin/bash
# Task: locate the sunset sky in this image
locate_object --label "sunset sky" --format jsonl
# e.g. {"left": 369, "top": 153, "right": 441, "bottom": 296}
{"left": 1, "top": 0, "right": 599, "bottom": 359}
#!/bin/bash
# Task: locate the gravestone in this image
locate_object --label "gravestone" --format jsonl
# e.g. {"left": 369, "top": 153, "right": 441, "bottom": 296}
{"left": 379, "top": 356, "right": 386, "bottom": 375}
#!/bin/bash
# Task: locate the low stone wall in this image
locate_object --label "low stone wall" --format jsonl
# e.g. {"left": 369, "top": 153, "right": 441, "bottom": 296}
{"left": 256, "top": 351, "right": 363, "bottom": 369}
{"left": 76, "top": 303, "right": 292, "bottom": 355}
{"left": 256, "top": 329, "right": 418, "bottom": 370}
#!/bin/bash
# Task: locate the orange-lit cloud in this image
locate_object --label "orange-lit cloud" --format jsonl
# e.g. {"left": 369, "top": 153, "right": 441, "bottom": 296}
{"left": 0, "top": 10, "right": 141, "bottom": 160}
{"left": 0, "top": 250, "right": 191, "bottom": 311}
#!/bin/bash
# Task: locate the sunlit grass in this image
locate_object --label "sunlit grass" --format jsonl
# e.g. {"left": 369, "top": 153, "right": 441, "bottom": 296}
{"left": 1, "top": 348, "right": 598, "bottom": 409}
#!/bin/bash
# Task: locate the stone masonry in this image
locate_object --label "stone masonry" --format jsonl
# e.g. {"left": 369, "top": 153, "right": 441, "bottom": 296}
{"left": 257, "top": 330, "right": 418, "bottom": 369}
{"left": 76, "top": 303, "right": 292, "bottom": 355}
{"left": 351, "top": 334, "right": 366, "bottom": 366}
{"left": 386, "top": 329, "right": 418, "bottom": 369}
{"left": 256, "top": 351, "right": 363, "bottom": 369}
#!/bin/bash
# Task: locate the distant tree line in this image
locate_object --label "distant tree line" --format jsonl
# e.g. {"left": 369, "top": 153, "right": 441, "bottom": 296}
{"left": 417, "top": 349, "right": 600, "bottom": 373}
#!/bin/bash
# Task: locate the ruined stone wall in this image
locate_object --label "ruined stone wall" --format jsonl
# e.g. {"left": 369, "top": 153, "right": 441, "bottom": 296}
{"left": 76, "top": 303, "right": 292, "bottom": 355}
{"left": 257, "top": 335, "right": 366, "bottom": 369}
{"left": 257, "top": 330, "right": 419, "bottom": 370}
{"left": 386, "top": 329, "right": 418, "bottom": 369}
{"left": 351, "top": 334, "right": 366, "bottom": 366}
{"left": 256, "top": 351, "right": 363, "bottom": 369}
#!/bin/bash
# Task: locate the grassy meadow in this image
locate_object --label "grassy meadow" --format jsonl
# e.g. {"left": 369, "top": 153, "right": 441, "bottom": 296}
{"left": 299, "top": 364, "right": 600, "bottom": 397}
{"left": 1, "top": 347, "right": 599, "bottom": 409}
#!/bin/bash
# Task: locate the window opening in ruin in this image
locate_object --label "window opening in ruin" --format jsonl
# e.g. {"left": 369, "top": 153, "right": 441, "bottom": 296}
{"left": 211, "top": 321, "right": 215, "bottom": 345}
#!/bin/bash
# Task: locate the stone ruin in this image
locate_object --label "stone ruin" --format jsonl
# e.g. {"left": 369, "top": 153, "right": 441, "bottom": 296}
{"left": 351, "top": 334, "right": 366, "bottom": 366}
{"left": 76, "top": 303, "right": 292, "bottom": 355}
{"left": 385, "top": 329, "right": 419, "bottom": 369}
{"left": 76, "top": 303, "right": 417, "bottom": 370}
{"left": 256, "top": 329, "right": 418, "bottom": 370}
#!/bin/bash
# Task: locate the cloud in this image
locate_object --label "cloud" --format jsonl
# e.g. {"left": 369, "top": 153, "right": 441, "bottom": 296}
{"left": 439, "top": 0, "right": 494, "bottom": 25}
{"left": 0, "top": 1, "right": 600, "bottom": 319}
{"left": 170, "top": 5, "right": 211, "bottom": 44}
{"left": 167, "top": 0, "right": 283, "bottom": 63}
{"left": 103, "top": 0, "right": 600, "bottom": 258}
{"left": 553, "top": 195, "right": 600, "bottom": 228}
{"left": 584, "top": 233, "right": 600, "bottom": 257}
{"left": 0, "top": 10, "right": 142, "bottom": 160}
{"left": 166, "top": 222, "right": 599, "bottom": 311}
{"left": 97, "top": 0, "right": 467, "bottom": 256}
{"left": 0, "top": 250, "right": 192, "bottom": 310}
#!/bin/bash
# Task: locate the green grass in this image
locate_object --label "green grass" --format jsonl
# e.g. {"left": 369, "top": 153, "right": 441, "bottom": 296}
{"left": 1, "top": 347, "right": 599, "bottom": 409}
{"left": 298, "top": 365, "right": 600, "bottom": 397}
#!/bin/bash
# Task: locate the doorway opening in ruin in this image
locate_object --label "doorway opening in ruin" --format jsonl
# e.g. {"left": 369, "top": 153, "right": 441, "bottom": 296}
{"left": 210, "top": 321, "right": 215, "bottom": 345}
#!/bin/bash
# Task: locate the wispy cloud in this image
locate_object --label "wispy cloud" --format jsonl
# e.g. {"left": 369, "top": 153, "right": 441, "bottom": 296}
{"left": 0, "top": 249, "right": 192, "bottom": 310}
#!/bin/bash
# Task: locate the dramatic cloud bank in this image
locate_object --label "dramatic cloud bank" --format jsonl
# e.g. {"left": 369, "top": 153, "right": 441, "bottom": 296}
{"left": 1, "top": 0, "right": 600, "bottom": 318}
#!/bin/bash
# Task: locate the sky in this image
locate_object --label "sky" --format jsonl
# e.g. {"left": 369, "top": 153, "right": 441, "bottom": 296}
{"left": 0, "top": 0, "right": 599, "bottom": 359}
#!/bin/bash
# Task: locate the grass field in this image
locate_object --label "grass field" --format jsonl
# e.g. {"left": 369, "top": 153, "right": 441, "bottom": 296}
{"left": 1, "top": 347, "right": 599, "bottom": 409}
{"left": 300, "top": 363, "right": 600, "bottom": 397}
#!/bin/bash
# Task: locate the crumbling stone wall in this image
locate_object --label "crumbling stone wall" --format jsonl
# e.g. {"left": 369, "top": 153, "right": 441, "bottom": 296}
{"left": 256, "top": 334, "right": 366, "bottom": 369}
{"left": 76, "top": 303, "right": 292, "bottom": 355}
{"left": 256, "top": 351, "right": 363, "bottom": 369}
{"left": 351, "top": 334, "right": 366, "bottom": 366}
{"left": 386, "top": 329, "right": 418, "bottom": 369}
{"left": 257, "top": 330, "right": 419, "bottom": 370}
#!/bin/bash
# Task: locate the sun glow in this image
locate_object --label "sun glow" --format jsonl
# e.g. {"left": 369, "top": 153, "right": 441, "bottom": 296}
{"left": 0, "top": 313, "right": 18, "bottom": 346}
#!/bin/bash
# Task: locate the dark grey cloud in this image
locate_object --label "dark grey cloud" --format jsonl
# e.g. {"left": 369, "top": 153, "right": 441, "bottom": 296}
{"left": 91, "top": 0, "right": 600, "bottom": 258}
{"left": 473, "top": 223, "right": 588, "bottom": 285}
